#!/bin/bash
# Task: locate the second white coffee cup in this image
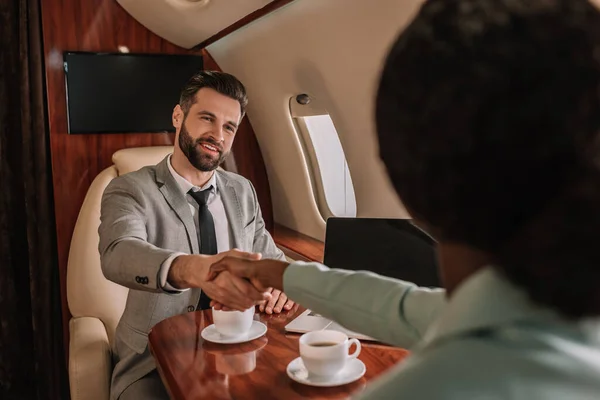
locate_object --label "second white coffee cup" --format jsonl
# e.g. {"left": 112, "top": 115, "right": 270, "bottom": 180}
{"left": 212, "top": 307, "right": 254, "bottom": 337}
{"left": 299, "top": 330, "right": 361, "bottom": 378}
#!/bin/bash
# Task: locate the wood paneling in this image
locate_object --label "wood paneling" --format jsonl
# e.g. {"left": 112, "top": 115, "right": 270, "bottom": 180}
{"left": 193, "top": 0, "right": 298, "bottom": 50}
{"left": 278, "top": 246, "right": 314, "bottom": 262}
{"left": 149, "top": 307, "right": 409, "bottom": 399}
{"left": 274, "top": 224, "right": 324, "bottom": 262}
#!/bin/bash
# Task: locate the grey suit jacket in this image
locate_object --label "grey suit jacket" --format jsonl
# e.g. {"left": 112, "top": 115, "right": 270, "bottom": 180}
{"left": 98, "top": 156, "right": 284, "bottom": 399}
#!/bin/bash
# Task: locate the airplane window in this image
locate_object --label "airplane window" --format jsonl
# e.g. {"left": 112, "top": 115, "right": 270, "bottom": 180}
{"left": 290, "top": 94, "right": 357, "bottom": 219}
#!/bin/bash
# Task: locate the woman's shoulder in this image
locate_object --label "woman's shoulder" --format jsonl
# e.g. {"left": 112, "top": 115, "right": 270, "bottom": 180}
{"left": 356, "top": 332, "right": 599, "bottom": 399}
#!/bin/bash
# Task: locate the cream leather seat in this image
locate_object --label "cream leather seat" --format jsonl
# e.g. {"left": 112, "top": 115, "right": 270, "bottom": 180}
{"left": 66, "top": 146, "right": 174, "bottom": 400}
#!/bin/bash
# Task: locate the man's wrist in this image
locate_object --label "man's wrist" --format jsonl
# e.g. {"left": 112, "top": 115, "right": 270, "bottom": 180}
{"left": 160, "top": 252, "right": 189, "bottom": 292}
{"left": 168, "top": 255, "right": 205, "bottom": 289}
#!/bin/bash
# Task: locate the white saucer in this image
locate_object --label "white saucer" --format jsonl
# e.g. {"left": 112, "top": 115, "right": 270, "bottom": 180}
{"left": 201, "top": 321, "right": 267, "bottom": 344}
{"left": 286, "top": 357, "right": 366, "bottom": 387}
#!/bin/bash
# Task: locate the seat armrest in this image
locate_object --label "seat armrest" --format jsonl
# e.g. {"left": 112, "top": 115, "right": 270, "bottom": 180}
{"left": 69, "top": 317, "right": 112, "bottom": 400}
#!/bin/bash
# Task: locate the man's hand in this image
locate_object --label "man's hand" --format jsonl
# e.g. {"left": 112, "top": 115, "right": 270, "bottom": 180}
{"left": 167, "top": 249, "right": 271, "bottom": 311}
{"left": 212, "top": 287, "right": 295, "bottom": 314}
{"left": 258, "top": 288, "right": 295, "bottom": 314}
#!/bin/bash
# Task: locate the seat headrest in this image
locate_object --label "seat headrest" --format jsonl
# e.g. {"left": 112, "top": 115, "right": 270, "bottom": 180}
{"left": 112, "top": 146, "right": 174, "bottom": 176}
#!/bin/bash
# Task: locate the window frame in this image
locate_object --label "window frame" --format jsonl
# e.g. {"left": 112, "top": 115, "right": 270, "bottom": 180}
{"left": 289, "top": 94, "right": 356, "bottom": 219}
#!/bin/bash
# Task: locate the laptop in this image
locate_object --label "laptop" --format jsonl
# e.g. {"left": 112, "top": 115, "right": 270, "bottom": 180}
{"left": 323, "top": 217, "right": 440, "bottom": 286}
{"left": 285, "top": 217, "right": 440, "bottom": 341}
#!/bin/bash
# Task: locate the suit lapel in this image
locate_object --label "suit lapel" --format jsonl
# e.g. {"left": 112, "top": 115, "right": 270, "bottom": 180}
{"left": 216, "top": 171, "right": 244, "bottom": 249}
{"left": 155, "top": 156, "right": 199, "bottom": 254}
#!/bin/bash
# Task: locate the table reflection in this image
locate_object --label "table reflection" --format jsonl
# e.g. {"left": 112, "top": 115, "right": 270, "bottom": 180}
{"left": 204, "top": 337, "right": 268, "bottom": 376}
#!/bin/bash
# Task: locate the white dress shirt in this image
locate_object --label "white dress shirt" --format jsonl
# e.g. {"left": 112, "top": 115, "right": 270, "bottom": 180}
{"left": 158, "top": 155, "right": 231, "bottom": 291}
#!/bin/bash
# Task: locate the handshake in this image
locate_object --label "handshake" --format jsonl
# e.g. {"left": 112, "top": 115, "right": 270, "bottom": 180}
{"left": 168, "top": 249, "right": 294, "bottom": 314}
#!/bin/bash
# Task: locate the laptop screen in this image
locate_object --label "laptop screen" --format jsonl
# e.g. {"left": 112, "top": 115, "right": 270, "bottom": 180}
{"left": 323, "top": 218, "right": 441, "bottom": 287}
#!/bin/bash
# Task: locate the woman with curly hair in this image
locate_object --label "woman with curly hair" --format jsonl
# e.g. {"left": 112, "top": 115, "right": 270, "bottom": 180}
{"left": 211, "top": 0, "right": 600, "bottom": 398}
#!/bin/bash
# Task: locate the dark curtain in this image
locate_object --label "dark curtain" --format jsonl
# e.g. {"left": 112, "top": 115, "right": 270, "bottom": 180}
{"left": 0, "top": 0, "right": 69, "bottom": 398}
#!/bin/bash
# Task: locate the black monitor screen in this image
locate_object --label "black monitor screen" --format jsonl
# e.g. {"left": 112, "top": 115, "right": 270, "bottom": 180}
{"left": 64, "top": 52, "right": 203, "bottom": 134}
{"left": 323, "top": 217, "right": 441, "bottom": 287}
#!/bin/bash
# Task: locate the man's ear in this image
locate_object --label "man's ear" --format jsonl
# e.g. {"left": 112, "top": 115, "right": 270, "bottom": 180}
{"left": 173, "top": 105, "right": 184, "bottom": 129}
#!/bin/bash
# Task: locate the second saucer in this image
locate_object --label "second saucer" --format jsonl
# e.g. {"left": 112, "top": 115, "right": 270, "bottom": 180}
{"left": 286, "top": 357, "right": 366, "bottom": 387}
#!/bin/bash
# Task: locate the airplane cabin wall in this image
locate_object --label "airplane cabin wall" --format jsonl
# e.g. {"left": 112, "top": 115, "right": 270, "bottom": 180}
{"left": 208, "top": 0, "right": 424, "bottom": 240}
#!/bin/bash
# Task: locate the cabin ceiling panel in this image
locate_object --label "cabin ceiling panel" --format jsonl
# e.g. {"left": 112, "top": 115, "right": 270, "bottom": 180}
{"left": 208, "top": 0, "right": 422, "bottom": 239}
{"left": 116, "top": 0, "right": 278, "bottom": 48}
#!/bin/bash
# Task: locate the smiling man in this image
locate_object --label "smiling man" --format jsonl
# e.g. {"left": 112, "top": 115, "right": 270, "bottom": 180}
{"left": 98, "top": 71, "right": 293, "bottom": 400}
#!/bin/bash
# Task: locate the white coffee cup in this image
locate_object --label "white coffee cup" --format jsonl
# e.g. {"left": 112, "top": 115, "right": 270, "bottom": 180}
{"left": 299, "top": 330, "right": 361, "bottom": 378}
{"left": 212, "top": 307, "right": 254, "bottom": 337}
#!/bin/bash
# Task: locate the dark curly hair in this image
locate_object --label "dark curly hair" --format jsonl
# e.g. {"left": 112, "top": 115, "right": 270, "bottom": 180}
{"left": 376, "top": 0, "right": 600, "bottom": 318}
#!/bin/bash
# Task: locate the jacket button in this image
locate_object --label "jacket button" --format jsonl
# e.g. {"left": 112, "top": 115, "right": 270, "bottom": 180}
{"left": 135, "top": 276, "right": 141, "bottom": 283}
{"left": 187, "top": 305, "right": 195, "bottom": 312}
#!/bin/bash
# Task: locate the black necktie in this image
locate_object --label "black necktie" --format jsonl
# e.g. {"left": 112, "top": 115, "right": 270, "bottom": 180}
{"left": 189, "top": 188, "right": 217, "bottom": 309}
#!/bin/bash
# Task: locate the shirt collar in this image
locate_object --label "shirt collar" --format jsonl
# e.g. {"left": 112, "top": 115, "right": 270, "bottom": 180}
{"left": 167, "top": 154, "right": 217, "bottom": 195}
{"left": 421, "top": 266, "right": 561, "bottom": 347}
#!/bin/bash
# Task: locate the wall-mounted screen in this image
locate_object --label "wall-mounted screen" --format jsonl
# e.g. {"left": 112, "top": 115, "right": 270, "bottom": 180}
{"left": 64, "top": 52, "right": 203, "bottom": 134}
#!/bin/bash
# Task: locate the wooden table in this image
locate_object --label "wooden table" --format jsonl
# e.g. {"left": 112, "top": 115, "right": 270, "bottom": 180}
{"left": 148, "top": 306, "right": 409, "bottom": 399}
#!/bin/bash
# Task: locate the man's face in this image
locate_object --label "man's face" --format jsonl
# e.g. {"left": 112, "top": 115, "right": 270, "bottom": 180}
{"left": 174, "top": 88, "right": 241, "bottom": 171}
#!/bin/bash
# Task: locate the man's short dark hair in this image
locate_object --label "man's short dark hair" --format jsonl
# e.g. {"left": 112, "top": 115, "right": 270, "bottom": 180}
{"left": 179, "top": 70, "right": 248, "bottom": 119}
{"left": 376, "top": 0, "right": 600, "bottom": 318}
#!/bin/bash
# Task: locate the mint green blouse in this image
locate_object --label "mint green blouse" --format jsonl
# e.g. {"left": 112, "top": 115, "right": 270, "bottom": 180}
{"left": 283, "top": 263, "right": 600, "bottom": 399}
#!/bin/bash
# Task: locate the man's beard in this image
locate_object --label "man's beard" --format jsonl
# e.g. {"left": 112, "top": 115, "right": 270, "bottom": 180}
{"left": 178, "top": 120, "right": 228, "bottom": 172}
